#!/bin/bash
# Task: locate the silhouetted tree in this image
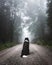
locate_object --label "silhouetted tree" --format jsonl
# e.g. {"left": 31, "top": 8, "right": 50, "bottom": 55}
{"left": 47, "top": 0, "right": 52, "bottom": 40}
{"left": 0, "top": 0, "right": 14, "bottom": 43}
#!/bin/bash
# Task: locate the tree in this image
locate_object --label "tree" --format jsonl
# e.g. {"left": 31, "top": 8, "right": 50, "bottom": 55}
{"left": 47, "top": 0, "right": 52, "bottom": 40}
{"left": 0, "top": 0, "right": 14, "bottom": 43}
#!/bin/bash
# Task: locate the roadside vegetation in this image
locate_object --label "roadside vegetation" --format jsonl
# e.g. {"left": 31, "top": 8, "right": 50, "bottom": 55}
{"left": 36, "top": 40, "right": 52, "bottom": 48}
{"left": 0, "top": 42, "right": 18, "bottom": 51}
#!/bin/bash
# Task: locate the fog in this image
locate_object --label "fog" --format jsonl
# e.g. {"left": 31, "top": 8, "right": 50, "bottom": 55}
{"left": 0, "top": 0, "right": 48, "bottom": 43}
{"left": 12, "top": 0, "right": 47, "bottom": 42}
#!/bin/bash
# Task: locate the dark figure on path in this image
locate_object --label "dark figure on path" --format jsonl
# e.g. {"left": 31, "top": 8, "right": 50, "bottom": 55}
{"left": 21, "top": 38, "right": 30, "bottom": 57}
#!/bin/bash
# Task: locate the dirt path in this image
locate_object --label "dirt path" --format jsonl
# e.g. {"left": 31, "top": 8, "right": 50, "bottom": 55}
{"left": 0, "top": 44, "right": 52, "bottom": 65}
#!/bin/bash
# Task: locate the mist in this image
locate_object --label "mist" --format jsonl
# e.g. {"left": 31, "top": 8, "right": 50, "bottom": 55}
{"left": 0, "top": 0, "right": 51, "bottom": 43}
{"left": 12, "top": 0, "right": 47, "bottom": 42}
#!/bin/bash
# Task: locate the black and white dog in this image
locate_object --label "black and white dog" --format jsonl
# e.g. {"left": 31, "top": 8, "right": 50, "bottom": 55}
{"left": 21, "top": 38, "right": 30, "bottom": 57}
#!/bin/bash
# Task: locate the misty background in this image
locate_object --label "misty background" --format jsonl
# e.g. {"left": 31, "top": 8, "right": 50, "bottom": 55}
{"left": 0, "top": 0, "right": 52, "bottom": 45}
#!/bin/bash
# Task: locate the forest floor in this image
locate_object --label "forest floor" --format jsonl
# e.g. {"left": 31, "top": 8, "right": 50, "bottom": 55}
{"left": 0, "top": 44, "right": 52, "bottom": 65}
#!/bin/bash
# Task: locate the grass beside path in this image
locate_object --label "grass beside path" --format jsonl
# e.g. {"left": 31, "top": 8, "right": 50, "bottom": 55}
{"left": 36, "top": 40, "right": 52, "bottom": 48}
{"left": 0, "top": 42, "right": 18, "bottom": 51}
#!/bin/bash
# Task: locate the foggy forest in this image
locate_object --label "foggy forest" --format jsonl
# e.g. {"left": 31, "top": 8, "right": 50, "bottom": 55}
{"left": 0, "top": 0, "right": 52, "bottom": 43}
{"left": 0, "top": 0, "right": 52, "bottom": 65}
